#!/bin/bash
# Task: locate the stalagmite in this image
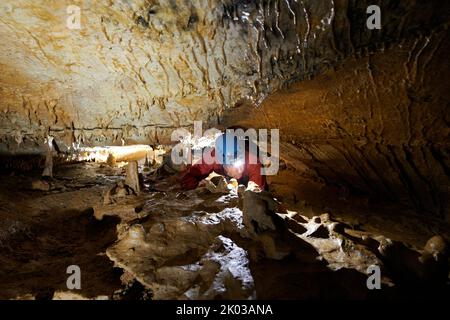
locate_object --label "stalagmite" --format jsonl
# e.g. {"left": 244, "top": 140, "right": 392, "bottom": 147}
{"left": 125, "top": 161, "right": 140, "bottom": 194}
{"left": 42, "top": 136, "right": 55, "bottom": 178}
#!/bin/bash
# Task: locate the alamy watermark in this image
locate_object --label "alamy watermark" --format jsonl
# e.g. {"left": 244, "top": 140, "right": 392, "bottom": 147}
{"left": 66, "top": 5, "right": 81, "bottom": 30}
{"left": 366, "top": 265, "right": 381, "bottom": 290}
{"left": 367, "top": 5, "right": 381, "bottom": 30}
{"left": 65, "top": 4, "right": 380, "bottom": 31}
{"left": 66, "top": 265, "right": 81, "bottom": 290}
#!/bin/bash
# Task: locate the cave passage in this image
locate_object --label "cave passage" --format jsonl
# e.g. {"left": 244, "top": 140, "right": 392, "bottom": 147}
{"left": 0, "top": 0, "right": 449, "bottom": 301}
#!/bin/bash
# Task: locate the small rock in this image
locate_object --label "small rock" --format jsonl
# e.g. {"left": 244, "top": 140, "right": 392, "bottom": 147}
{"left": 423, "top": 235, "right": 447, "bottom": 258}
{"left": 115, "top": 185, "right": 129, "bottom": 198}
{"left": 242, "top": 190, "right": 277, "bottom": 235}
{"left": 237, "top": 184, "right": 246, "bottom": 196}
{"left": 286, "top": 218, "right": 307, "bottom": 234}
{"left": 107, "top": 153, "right": 116, "bottom": 166}
{"left": 204, "top": 173, "right": 229, "bottom": 194}
{"left": 127, "top": 224, "right": 146, "bottom": 243}
{"left": 142, "top": 166, "right": 152, "bottom": 174}
{"left": 31, "top": 179, "right": 50, "bottom": 191}
{"left": 319, "top": 213, "right": 330, "bottom": 223}
{"left": 292, "top": 213, "right": 308, "bottom": 224}
{"left": 308, "top": 225, "right": 329, "bottom": 239}
{"left": 226, "top": 178, "right": 239, "bottom": 193}
{"left": 210, "top": 175, "right": 227, "bottom": 188}
{"left": 102, "top": 181, "right": 134, "bottom": 205}
{"left": 103, "top": 188, "right": 112, "bottom": 205}
{"left": 327, "top": 222, "right": 345, "bottom": 234}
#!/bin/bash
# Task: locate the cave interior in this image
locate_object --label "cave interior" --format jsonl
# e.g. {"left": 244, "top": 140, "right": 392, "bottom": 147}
{"left": 0, "top": 0, "right": 449, "bottom": 300}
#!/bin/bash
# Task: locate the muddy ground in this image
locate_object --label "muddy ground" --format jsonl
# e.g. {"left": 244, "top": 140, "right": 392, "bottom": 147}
{"left": 0, "top": 162, "right": 449, "bottom": 300}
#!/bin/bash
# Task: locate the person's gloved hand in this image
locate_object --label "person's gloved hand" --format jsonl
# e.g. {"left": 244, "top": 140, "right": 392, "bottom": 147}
{"left": 198, "top": 179, "right": 208, "bottom": 187}
{"left": 246, "top": 181, "right": 262, "bottom": 193}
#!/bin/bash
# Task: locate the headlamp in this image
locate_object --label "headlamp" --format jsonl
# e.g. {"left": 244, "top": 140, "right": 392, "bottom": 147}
{"left": 232, "top": 159, "right": 244, "bottom": 168}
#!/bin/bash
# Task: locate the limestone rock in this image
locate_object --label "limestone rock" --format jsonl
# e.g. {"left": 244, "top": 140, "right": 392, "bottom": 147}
{"left": 125, "top": 161, "right": 140, "bottom": 194}
{"left": 105, "top": 191, "right": 254, "bottom": 299}
{"left": 204, "top": 173, "right": 229, "bottom": 194}
{"left": 242, "top": 190, "right": 278, "bottom": 235}
{"left": 423, "top": 235, "right": 448, "bottom": 258}
{"left": 30, "top": 179, "right": 51, "bottom": 191}
{"left": 278, "top": 212, "right": 385, "bottom": 275}
{"left": 103, "top": 181, "right": 134, "bottom": 205}
{"left": 308, "top": 224, "right": 330, "bottom": 239}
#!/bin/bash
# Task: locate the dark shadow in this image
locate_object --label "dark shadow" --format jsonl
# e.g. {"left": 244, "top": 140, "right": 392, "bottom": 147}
{"left": 0, "top": 207, "right": 123, "bottom": 299}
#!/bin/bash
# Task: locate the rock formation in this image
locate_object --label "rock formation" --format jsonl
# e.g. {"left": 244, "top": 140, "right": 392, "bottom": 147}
{"left": 0, "top": 0, "right": 449, "bottom": 301}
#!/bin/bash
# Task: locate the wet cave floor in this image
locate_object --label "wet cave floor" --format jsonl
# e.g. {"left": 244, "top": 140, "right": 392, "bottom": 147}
{"left": 0, "top": 161, "right": 449, "bottom": 300}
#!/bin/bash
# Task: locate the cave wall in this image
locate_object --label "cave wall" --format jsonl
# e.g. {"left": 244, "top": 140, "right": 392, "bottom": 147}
{"left": 223, "top": 29, "right": 450, "bottom": 219}
{"left": 0, "top": 1, "right": 449, "bottom": 217}
{"left": 1, "top": 0, "right": 448, "bottom": 153}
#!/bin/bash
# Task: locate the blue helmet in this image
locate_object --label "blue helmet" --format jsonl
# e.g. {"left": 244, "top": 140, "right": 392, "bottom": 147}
{"left": 215, "top": 133, "right": 244, "bottom": 165}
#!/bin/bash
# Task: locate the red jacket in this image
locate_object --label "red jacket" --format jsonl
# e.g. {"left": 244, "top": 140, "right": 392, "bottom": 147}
{"left": 180, "top": 148, "right": 266, "bottom": 190}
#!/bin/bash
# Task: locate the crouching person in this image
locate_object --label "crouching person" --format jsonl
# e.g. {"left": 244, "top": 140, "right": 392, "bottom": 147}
{"left": 180, "top": 133, "right": 266, "bottom": 191}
